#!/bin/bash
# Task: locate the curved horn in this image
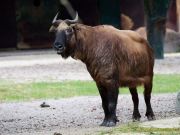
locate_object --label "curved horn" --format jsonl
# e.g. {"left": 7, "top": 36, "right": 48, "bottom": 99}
{"left": 52, "top": 12, "right": 59, "bottom": 23}
{"left": 52, "top": 12, "right": 62, "bottom": 24}
{"left": 65, "top": 12, "right": 79, "bottom": 24}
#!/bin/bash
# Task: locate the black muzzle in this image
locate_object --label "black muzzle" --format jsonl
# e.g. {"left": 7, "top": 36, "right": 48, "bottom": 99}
{"left": 53, "top": 42, "right": 65, "bottom": 54}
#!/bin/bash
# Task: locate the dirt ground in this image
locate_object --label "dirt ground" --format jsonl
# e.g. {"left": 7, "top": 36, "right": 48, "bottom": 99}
{"left": 0, "top": 49, "right": 180, "bottom": 135}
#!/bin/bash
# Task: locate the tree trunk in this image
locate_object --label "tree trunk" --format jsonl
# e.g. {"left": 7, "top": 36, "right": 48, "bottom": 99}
{"left": 144, "top": 0, "right": 170, "bottom": 59}
{"left": 177, "top": 0, "right": 180, "bottom": 32}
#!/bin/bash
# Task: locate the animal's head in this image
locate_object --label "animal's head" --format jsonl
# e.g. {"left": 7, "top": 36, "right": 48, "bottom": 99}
{"left": 49, "top": 12, "right": 79, "bottom": 57}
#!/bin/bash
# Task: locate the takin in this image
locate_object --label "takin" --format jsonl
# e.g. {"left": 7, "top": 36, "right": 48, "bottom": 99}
{"left": 49, "top": 13, "right": 155, "bottom": 127}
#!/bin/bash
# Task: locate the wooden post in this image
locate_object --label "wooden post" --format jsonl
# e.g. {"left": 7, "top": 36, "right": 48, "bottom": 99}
{"left": 144, "top": 0, "right": 170, "bottom": 59}
{"left": 177, "top": 0, "right": 180, "bottom": 32}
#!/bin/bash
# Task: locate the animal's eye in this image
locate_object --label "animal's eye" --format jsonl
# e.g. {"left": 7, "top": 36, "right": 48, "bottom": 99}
{"left": 65, "top": 28, "right": 73, "bottom": 35}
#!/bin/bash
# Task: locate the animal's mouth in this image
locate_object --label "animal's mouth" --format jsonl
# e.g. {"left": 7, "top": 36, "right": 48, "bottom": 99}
{"left": 55, "top": 46, "right": 65, "bottom": 54}
{"left": 53, "top": 42, "right": 65, "bottom": 54}
{"left": 56, "top": 48, "right": 64, "bottom": 54}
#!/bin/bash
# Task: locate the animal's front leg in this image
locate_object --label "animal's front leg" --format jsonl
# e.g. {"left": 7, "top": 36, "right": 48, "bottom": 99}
{"left": 97, "top": 84, "right": 119, "bottom": 127}
{"left": 97, "top": 84, "right": 109, "bottom": 124}
{"left": 105, "top": 88, "right": 119, "bottom": 127}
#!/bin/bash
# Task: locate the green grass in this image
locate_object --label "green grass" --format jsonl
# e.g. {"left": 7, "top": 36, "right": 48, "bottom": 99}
{"left": 99, "top": 123, "right": 180, "bottom": 135}
{"left": 0, "top": 81, "right": 98, "bottom": 101}
{"left": 0, "top": 74, "right": 179, "bottom": 102}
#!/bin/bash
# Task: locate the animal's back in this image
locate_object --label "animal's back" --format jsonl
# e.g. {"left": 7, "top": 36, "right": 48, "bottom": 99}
{"left": 92, "top": 25, "right": 154, "bottom": 87}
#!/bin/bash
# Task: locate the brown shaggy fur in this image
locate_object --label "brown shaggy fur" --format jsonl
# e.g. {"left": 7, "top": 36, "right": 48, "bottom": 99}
{"left": 53, "top": 23, "right": 155, "bottom": 126}
{"left": 121, "top": 14, "right": 134, "bottom": 30}
{"left": 67, "top": 24, "right": 154, "bottom": 88}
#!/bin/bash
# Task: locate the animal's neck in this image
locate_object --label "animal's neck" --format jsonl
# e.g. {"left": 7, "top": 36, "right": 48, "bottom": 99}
{"left": 72, "top": 25, "right": 94, "bottom": 63}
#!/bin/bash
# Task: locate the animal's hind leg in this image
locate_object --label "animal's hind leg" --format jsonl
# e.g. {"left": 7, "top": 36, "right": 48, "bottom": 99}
{"left": 144, "top": 82, "right": 155, "bottom": 120}
{"left": 129, "top": 87, "right": 141, "bottom": 121}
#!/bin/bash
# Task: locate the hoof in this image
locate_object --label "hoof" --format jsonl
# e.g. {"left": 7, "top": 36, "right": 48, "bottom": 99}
{"left": 100, "top": 120, "right": 116, "bottom": 127}
{"left": 147, "top": 115, "right": 156, "bottom": 121}
{"left": 132, "top": 117, "right": 141, "bottom": 122}
{"left": 146, "top": 112, "right": 155, "bottom": 121}
{"left": 132, "top": 112, "right": 141, "bottom": 122}
{"left": 100, "top": 118, "right": 117, "bottom": 127}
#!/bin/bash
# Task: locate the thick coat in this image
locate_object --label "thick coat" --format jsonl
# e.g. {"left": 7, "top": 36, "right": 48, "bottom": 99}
{"left": 67, "top": 24, "right": 154, "bottom": 88}
{"left": 50, "top": 19, "right": 155, "bottom": 127}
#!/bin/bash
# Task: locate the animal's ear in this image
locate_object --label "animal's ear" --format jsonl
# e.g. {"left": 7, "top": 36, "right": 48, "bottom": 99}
{"left": 49, "top": 25, "right": 57, "bottom": 33}
{"left": 70, "top": 24, "right": 80, "bottom": 31}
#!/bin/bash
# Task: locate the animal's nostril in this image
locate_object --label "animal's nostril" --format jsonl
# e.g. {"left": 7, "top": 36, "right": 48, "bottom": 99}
{"left": 53, "top": 42, "right": 64, "bottom": 52}
{"left": 54, "top": 42, "right": 61, "bottom": 47}
{"left": 54, "top": 42, "right": 62, "bottom": 48}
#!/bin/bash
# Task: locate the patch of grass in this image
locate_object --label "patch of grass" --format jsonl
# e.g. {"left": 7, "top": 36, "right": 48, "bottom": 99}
{"left": 0, "top": 74, "right": 179, "bottom": 101}
{"left": 0, "top": 81, "right": 98, "bottom": 101}
{"left": 99, "top": 123, "right": 180, "bottom": 135}
{"left": 121, "top": 74, "right": 180, "bottom": 94}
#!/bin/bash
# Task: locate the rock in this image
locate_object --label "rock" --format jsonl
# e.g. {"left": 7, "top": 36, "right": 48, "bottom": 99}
{"left": 176, "top": 92, "right": 180, "bottom": 114}
{"left": 54, "top": 132, "right": 62, "bottom": 135}
{"left": 40, "top": 102, "right": 50, "bottom": 108}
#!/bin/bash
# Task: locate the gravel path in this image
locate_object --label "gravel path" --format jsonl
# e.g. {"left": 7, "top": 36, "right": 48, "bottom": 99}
{"left": 0, "top": 50, "right": 180, "bottom": 135}
{"left": 0, "top": 94, "right": 179, "bottom": 135}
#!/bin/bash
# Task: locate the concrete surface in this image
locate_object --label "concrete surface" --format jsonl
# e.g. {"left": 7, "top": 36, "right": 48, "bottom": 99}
{"left": 140, "top": 117, "right": 180, "bottom": 129}
{"left": 0, "top": 49, "right": 180, "bottom": 83}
